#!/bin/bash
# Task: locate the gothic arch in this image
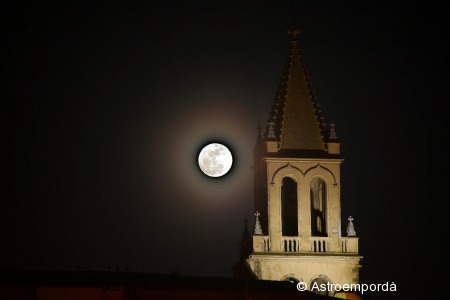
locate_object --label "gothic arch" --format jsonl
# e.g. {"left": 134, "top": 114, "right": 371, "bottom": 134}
{"left": 304, "top": 163, "right": 337, "bottom": 186}
{"left": 270, "top": 164, "right": 303, "bottom": 237}
{"left": 304, "top": 165, "right": 337, "bottom": 237}
{"left": 270, "top": 163, "right": 304, "bottom": 186}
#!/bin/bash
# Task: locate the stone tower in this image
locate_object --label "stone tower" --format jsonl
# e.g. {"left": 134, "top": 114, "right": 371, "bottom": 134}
{"left": 235, "top": 27, "right": 362, "bottom": 296}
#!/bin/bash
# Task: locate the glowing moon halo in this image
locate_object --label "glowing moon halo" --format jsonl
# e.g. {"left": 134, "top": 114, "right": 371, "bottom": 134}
{"left": 198, "top": 143, "right": 233, "bottom": 177}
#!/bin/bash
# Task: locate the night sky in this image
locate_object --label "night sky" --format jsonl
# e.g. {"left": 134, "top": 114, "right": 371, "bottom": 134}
{"left": 3, "top": 1, "right": 445, "bottom": 299}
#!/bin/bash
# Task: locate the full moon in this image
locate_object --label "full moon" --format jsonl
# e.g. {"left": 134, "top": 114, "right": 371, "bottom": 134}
{"left": 198, "top": 143, "right": 233, "bottom": 177}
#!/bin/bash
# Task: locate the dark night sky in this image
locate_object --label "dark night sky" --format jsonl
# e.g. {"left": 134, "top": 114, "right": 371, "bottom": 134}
{"left": 3, "top": 1, "right": 446, "bottom": 299}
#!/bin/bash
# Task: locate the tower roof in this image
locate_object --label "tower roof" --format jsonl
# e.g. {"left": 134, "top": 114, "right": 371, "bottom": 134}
{"left": 265, "top": 27, "right": 326, "bottom": 151}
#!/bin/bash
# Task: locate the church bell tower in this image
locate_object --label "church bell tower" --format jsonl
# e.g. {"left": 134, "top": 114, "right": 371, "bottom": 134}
{"left": 240, "top": 27, "right": 362, "bottom": 296}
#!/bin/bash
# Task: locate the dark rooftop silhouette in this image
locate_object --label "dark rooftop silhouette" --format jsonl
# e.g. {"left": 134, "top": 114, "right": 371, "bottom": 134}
{"left": 0, "top": 269, "right": 341, "bottom": 299}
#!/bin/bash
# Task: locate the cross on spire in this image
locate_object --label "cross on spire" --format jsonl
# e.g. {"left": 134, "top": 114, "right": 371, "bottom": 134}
{"left": 346, "top": 216, "right": 356, "bottom": 237}
{"left": 240, "top": 218, "right": 250, "bottom": 242}
{"left": 257, "top": 125, "right": 263, "bottom": 139}
{"left": 253, "top": 211, "right": 263, "bottom": 235}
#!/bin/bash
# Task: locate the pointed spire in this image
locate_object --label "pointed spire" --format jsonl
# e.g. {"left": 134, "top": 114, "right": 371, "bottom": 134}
{"left": 264, "top": 27, "right": 326, "bottom": 151}
{"left": 241, "top": 218, "right": 250, "bottom": 242}
{"left": 253, "top": 211, "right": 263, "bottom": 235}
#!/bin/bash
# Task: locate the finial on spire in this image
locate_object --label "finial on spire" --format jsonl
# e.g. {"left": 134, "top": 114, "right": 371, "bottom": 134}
{"left": 346, "top": 216, "right": 356, "bottom": 237}
{"left": 241, "top": 218, "right": 250, "bottom": 242}
{"left": 267, "top": 121, "right": 276, "bottom": 139}
{"left": 329, "top": 123, "right": 338, "bottom": 141}
{"left": 253, "top": 211, "right": 263, "bottom": 235}
{"left": 288, "top": 26, "right": 300, "bottom": 41}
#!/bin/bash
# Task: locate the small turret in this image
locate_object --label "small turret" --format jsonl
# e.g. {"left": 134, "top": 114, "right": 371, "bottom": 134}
{"left": 327, "top": 123, "right": 340, "bottom": 155}
{"left": 265, "top": 121, "right": 279, "bottom": 153}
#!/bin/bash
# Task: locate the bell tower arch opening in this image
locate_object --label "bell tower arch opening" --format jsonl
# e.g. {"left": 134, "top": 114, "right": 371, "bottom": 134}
{"left": 281, "top": 176, "right": 298, "bottom": 236}
{"left": 310, "top": 177, "right": 327, "bottom": 237}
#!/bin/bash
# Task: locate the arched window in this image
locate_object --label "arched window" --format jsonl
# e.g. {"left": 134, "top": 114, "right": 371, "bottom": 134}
{"left": 310, "top": 277, "right": 331, "bottom": 296}
{"left": 281, "top": 177, "right": 298, "bottom": 236}
{"left": 310, "top": 177, "right": 327, "bottom": 236}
